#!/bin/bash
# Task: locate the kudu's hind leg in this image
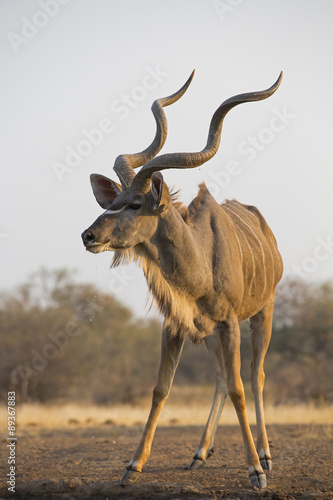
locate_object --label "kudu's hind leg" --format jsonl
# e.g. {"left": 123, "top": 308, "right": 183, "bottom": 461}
{"left": 189, "top": 334, "right": 227, "bottom": 470}
{"left": 120, "top": 326, "right": 184, "bottom": 486}
{"left": 217, "top": 313, "right": 267, "bottom": 489}
{"left": 250, "top": 295, "right": 275, "bottom": 471}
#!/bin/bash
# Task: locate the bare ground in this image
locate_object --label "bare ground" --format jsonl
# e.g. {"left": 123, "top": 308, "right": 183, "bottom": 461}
{"left": 1, "top": 424, "right": 332, "bottom": 499}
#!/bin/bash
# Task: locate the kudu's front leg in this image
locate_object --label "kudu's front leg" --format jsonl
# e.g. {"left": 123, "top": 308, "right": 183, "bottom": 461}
{"left": 218, "top": 314, "right": 267, "bottom": 489}
{"left": 120, "top": 326, "right": 184, "bottom": 486}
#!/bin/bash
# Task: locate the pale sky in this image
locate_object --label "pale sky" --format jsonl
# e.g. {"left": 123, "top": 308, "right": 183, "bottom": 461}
{"left": 1, "top": 0, "right": 333, "bottom": 317}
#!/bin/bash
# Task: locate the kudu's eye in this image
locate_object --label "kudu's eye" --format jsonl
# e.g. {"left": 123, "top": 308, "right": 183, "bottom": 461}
{"left": 129, "top": 203, "right": 141, "bottom": 210}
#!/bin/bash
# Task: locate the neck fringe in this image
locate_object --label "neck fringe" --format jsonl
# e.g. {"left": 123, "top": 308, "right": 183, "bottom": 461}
{"left": 111, "top": 184, "right": 214, "bottom": 343}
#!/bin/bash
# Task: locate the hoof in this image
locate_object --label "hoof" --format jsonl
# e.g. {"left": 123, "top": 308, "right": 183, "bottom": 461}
{"left": 120, "top": 467, "right": 141, "bottom": 486}
{"left": 188, "top": 457, "right": 207, "bottom": 470}
{"left": 188, "top": 448, "right": 214, "bottom": 470}
{"left": 260, "top": 456, "right": 272, "bottom": 471}
{"left": 249, "top": 470, "right": 267, "bottom": 489}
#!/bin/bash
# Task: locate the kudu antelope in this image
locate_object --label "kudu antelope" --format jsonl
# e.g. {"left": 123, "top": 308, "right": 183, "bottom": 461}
{"left": 81, "top": 70, "right": 283, "bottom": 489}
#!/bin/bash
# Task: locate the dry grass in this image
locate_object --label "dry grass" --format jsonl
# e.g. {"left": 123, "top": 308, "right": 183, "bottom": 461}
{"left": 0, "top": 400, "right": 332, "bottom": 432}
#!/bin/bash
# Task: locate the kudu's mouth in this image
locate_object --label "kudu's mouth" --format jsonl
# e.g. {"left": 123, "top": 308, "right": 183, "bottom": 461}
{"left": 84, "top": 242, "right": 104, "bottom": 253}
{"left": 81, "top": 229, "right": 108, "bottom": 253}
{"left": 81, "top": 230, "right": 130, "bottom": 253}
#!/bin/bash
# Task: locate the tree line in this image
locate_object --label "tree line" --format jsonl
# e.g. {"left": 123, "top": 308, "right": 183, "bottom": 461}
{"left": 1, "top": 268, "right": 332, "bottom": 405}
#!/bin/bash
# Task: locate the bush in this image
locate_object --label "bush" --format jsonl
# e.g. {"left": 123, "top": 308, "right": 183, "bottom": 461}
{"left": 1, "top": 269, "right": 332, "bottom": 404}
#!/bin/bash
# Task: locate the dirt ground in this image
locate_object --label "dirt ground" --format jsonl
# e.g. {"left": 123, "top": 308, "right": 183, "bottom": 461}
{"left": 1, "top": 423, "right": 332, "bottom": 500}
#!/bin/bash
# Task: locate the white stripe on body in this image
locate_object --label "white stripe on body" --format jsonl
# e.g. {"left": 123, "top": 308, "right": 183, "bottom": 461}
{"left": 234, "top": 232, "right": 244, "bottom": 266}
{"left": 233, "top": 222, "right": 256, "bottom": 293}
{"left": 229, "top": 201, "right": 259, "bottom": 226}
{"left": 234, "top": 202, "right": 261, "bottom": 227}
{"left": 230, "top": 202, "right": 275, "bottom": 287}
{"left": 231, "top": 201, "right": 282, "bottom": 286}
{"left": 223, "top": 205, "right": 267, "bottom": 300}
{"left": 269, "top": 233, "right": 283, "bottom": 279}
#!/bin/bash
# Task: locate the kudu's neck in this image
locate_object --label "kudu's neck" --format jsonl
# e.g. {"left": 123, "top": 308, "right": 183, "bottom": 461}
{"left": 142, "top": 204, "right": 208, "bottom": 296}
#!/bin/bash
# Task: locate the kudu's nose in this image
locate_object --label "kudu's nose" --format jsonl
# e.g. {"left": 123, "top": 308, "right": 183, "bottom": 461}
{"left": 81, "top": 229, "right": 95, "bottom": 246}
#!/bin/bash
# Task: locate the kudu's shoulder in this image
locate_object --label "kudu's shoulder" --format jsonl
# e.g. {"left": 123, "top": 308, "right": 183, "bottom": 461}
{"left": 187, "top": 185, "right": 268, "bottom": 230}
{"left": 187, "top": 183, "right": 220, "bottom": 222}
{"left": 186, "top": 185, "right": 278, "bottom": 248}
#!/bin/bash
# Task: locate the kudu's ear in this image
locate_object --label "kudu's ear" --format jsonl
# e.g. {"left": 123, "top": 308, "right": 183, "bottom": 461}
{"left": 90, "top": 174, "right": 122, "bottom": 209}
{"left": 151, "top": 172, "right": 164, "bottom": 210}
